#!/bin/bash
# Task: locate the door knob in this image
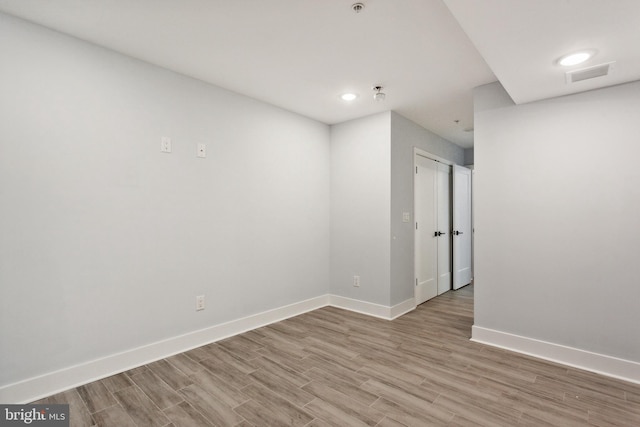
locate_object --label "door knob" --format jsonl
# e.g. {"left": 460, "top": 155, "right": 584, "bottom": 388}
{"left": 434, "top": 231, "right": 446, "bottom": 237}
{"left": 453, "top": 230, "right": 464, "bottom": 235}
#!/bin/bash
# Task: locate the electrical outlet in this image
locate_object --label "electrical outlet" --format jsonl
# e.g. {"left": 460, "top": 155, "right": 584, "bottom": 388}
{"left": 353, "top": 275, "right": 360, "bottom": 287}
{"left": 197, "top": 143, "right": 206, "bottom": 158}
{"left": 402, "top": 212, "right": 411, "bottom": 223}
{"left": 196, "top": 295, "right": 205, "bottom": 311}
{"left": 161, "top": 137, "right": 172, "bottom": 153}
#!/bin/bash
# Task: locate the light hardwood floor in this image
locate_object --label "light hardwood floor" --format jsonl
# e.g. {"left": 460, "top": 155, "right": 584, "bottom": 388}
{"left": 34, "top": 285, "right": 640, "bottom": 426}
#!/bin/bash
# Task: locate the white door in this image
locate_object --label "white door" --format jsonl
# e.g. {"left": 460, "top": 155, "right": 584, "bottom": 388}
{"left": 415, "top": 156, "right": 452, "bottom": 304}
{"left": 436, "top": 162, "right": 452, "bottom": 295}
{"left": 415, "top": 155, "right": 438, "bottom": 304}
{"left": 453, "top": 165, "right": 472, "bottom": 289}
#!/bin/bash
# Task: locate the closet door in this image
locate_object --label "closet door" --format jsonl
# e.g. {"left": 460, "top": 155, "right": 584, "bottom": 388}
{"left": 415, "top": 155, "right": 452, "bottom": 304}
{"left": 436, "top": 162, "right": 452, "bottom": 295}
{"left": 415, "top": 155, "right": 438, "bottom": 304}
{"left": 453, "top": 165, "right": 472, "bottom": 289}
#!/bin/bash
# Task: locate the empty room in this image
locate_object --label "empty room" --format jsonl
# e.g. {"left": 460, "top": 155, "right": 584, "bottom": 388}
{"left": 1, "top": 1, "right": 639, "bottom": 426}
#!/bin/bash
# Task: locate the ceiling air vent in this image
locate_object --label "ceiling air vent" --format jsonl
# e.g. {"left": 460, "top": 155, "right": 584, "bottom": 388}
{"left": 566, "top": 62, "right": 615, "bottom": 84}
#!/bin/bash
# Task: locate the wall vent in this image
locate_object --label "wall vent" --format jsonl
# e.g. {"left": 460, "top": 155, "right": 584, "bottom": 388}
{"left": 566, "top": 62, "right": 615, "bottom": 84}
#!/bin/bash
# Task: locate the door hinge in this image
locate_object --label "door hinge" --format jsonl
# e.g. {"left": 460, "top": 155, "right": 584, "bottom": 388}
{"left": 416, "top": 166, "right": 418, "bottom": 174}
{"left": 415, "top": 278, "right": 418, "bottom": 286}
{"left": 415, "top": 222, "right": 418, "bottom": 230}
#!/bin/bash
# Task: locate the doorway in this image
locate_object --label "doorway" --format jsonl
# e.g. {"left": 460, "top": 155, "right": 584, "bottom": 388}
{"left": 414, "top": 150, "right": 472, "bottom": 305}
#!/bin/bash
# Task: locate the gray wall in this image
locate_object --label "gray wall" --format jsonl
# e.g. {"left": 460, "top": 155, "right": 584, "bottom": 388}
{"left": 464, "top": 148, "right": 474, "bottom": 165}
{"left": 330, "top": 111, "right": 464, "bottom": 308}
{"left": 330, "top": 113, "right": 391, "bottom": 305}
{"left": 390, "top": 112, "right": 464, "bottom": 305}
{"left": 0, "top": 11, "right": 471, "bottom": 392}
{"left": 0, "top": 13, "right": 330, "bottom": 387}
{"left": 474, "top": 81, "right": 640, "bottom": 362}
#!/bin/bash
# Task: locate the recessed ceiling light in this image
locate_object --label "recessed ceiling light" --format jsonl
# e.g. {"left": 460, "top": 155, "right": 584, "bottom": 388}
{"left": 558, "top": 51, "right": 593, "bottom": 67}
{"left": 341, "top": 93, "right": 358, "bottom": 101}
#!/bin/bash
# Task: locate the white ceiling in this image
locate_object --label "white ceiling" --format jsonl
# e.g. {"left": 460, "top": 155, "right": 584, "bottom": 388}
{"left": 443, "top": 0, "right": 640, "bottom": 105}
{"left": 0, "top": 1, "right": 638, "bottom": 149}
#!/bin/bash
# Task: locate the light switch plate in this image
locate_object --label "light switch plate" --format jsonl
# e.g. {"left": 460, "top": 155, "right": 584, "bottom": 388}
{"left": 161, "top": 137, "right": 171, "bottom": 153}
{"left": 402, "top": 212, "right": 411, "bottom": 223}
{"left": 196, "top": 295, "right": 205, "bottom": 311}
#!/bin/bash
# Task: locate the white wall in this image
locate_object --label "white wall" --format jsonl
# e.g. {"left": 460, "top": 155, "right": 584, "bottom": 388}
{"left": 0, "top": 13, "right": 330, "bottom": 390}
{"left": 474, "top": 81, "right": 640, "bottom": 367}
{"left": 390, "top": 112, "right": 464, "bottom": 305}
{"left": 330, "top": 113, "right": 391, "bottom": 305}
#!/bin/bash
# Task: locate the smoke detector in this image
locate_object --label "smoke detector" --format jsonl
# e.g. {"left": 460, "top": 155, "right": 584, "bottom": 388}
{"left": 352, "top": 3, "right": 365, "bottom": 13}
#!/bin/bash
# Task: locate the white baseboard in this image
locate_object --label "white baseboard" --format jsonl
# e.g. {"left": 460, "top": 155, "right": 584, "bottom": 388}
{"left": 1, "top": 294, "right": 419, "bottom": 404}
{"left": 471, "top": 325, "right": 640, "bottom": 385}
{"left": 329, "top": 295, "right": 415, "bottom": 320}
{"left": 0, "top": 295, "right": 330, "bottom": 404}
{"left": 11, "top": 299, "right": 639, "bottom": 404}
{"left": 390, "top": 298, "right": 417, "bottom": 320}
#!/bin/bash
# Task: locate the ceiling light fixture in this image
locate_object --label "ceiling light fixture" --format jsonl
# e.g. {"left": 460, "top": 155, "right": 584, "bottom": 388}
{"left": 373, "top": 86, "right": 385, "bottom": 101}
{"left": 558, "top": 51, "right": 594, "bottom": 67}
{"left": 352, "top": 3, "right": 365, "bottom": 13}
{"left": 341, "top": 93, "right": 358, "bottom": 101}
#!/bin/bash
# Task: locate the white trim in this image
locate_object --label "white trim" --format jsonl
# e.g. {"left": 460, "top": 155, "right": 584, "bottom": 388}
{"left": 329, "top": 295, "right": 416, "bottom": 320}
{"left": 329, "top": 295, "right": 393, "bottom": 319}
{"left": 414, "top": 147, "right": 454, "bottom": 166}
{"left": 472, "top": 325, "right": 640, "bottom": 385}
{"left": 390, "top": 298, "right": 417, "bottom": 320}
{"left": 0, "top": 295, "right": 330, "bottom": 404}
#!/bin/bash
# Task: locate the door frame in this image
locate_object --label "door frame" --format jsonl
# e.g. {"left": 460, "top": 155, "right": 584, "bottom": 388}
{"left": 414, "top": 148, "right": 454, "bottom": 305}
{"left": 414, "top": 148, "right": 454, "bottom": 168}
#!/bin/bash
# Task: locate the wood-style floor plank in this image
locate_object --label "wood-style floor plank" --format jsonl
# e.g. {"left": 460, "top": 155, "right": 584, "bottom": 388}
{"left": 128, "top": 369, "right": 183, "bottom": 410}
{"left": 187, "top": 368, "right": 249, "bottom": 408}
{"left": 29, "top": 285, "right": 640, "bottom": 426}
{"left": 371, "top": 397, "right": 453, "bottom": 426}
{"left": 33, "top": 389, "right": 96, "bottom": 427}
{"left": 162, "top": 401, "right": 215, "bottom": 427}
{"left": 76, "top": 382, "right": 117, "bottom": 414}
{"left": 100, "top": 373, "right": 134, "bottom": 394}
{"left": 113, "top": 386, "right": 170, "bottom": 427}
{"left": 177, "top": 384, "right": 244, "bottom": 427}
{"left": 92, "top": 404, "right": 137, "bottom": 427}
{"left": 239, "top": 382, "right": 313, "bottom": 426}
